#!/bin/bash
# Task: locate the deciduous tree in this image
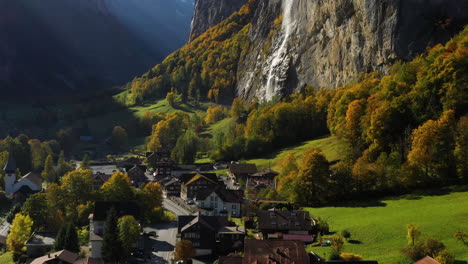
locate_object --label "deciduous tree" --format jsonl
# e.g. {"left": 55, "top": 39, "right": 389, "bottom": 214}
{"left": 118, "top": 215, "right": 141, "bottom": 255}
{"left": 174, "top": 240, "right": 195, "bottom": 262}
{"left": 7, "top": 213, "right": 33, "bottom": 254}
{"left": 100, "top": 171, "right": 135, "bottom": 201}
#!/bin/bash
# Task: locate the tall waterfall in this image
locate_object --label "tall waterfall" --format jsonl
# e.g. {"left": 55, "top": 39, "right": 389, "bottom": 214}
{"left": 264, "top": 0, "right": 296, "bottom": 101}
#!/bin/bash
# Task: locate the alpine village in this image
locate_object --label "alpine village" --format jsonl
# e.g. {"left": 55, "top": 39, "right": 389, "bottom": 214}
{"left": 0, "top": 0, "right": 467, "bottom": 264}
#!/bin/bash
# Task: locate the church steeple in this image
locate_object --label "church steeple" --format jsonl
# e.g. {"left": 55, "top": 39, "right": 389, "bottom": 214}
{"left": 3, "top": 152, "right": 16, "bottom": 174}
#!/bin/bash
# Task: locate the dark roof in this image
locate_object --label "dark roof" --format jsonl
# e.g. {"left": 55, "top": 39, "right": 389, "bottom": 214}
{"left": 257, "top": 210, "right": 316, "bottom": 231}
{"left": 3, "top": 153, "right": 16, "bottom": 173}
{"left": 413, "top": 257, "right": 441, "bottom": 264}
{"left": 31, "top": 249, "right": 78, "bottom": 264}
{"left": 14, "top": 185, "right": 38, "bottom": 195}
{"left": 125, "top": 164, "right": 147, "bottom": 173}
{"left": 178, "top": 215, "right": 230, "bottom": 233}
{"left": 25, "top": 232, "right": 57, "bottom": 246}
{"left": 250, "top": 169, "right": 279, "bottom": 178}
{"left": 229, "top": 164, "right": 257, "bottom": 174}
{"left": 218, "top": 256, "right": 243, "bottom": 264}
{"left": 196, "top": 187, "right": 243, "bottom": 203}
{"left": 243, "top": 240, "right": 310, "bottom": 264}
{"left": 92, "top": 201, "right": 142, "bottom": 221}
{"left": 20, "top": 172, "right": 43, "bottom": 186}
{"left": 92, "top": 173, "right": 111, "bottom": 183}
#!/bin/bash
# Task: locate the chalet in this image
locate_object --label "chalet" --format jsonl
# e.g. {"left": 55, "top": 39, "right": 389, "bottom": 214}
{"left": 413, "top": 256, "right": 442, "bottom": 264}
{"left": 227, "top": 163, "right": 257, "bottom": 180}
{"left": 4, "top": 154, "right": 42, "bottom": 196}
{"left": 180, "top": 173, "right": 221, "bottom": 201}
{"left": 91, "top": 173, "right": 111, "bottom": 190}
{"left": 247, "top": 169, "right": 279, "bottom": 189}
{"left": 161, "top": 178, "right": 181, "bottom": 197}
{"left": 243, "top": 240, "right": 310, "bottom": 264}
{"left": 26, "top": 232, "right": 57, "bottom": 258}
{"left": 257, "top": 210, "right": 317, "bottom": 242}
{"left": 125, "top": 164, "right": 148, "bottom": 186}
{"left": 118, "top": 157, "right": 142, "bottom": 168}
{"left": 196, "top": 187, "right": 243, "bottom": 217}
{"left": 178, "top": 214, "right": 245, "bottom": 256}
{"left": 89, "top": 201, "right": 142, "bottom": 258}
{"left": 146, "top": 150, "right": 171, "bottom": 167}
{"left": 153, "top": 161, "right": 174, "bottom": 181}
{"left": 31, "top": 250, "right": 78, "bottom": 264}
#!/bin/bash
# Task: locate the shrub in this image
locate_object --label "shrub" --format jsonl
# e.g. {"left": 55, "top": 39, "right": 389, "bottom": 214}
{"left": 434, "top": 249, "right": 454, "bottom": 264}
{"left": 329, "top": 250, "right": 341, "bottom": 260}
{"left": 331, "top": 236, "right": 345, "bottom": 253}
{"left": 317, "top": 217, "right": 330, "bottom": 235}
{"left": 341, "top": 229, "right": 351, "bottom": 240}
{"left": 340, "top": 252, "right": 363, "bottom": 261}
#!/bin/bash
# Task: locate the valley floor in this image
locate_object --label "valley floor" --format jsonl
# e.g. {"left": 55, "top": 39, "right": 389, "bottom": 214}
{"left": 304, "top": 189, "right": 468, "bottom": 264}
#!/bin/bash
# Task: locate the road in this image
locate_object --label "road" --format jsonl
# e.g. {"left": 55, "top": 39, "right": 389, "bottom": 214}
{"left": 143, "top": 198, "right": 191, "bottom": 263}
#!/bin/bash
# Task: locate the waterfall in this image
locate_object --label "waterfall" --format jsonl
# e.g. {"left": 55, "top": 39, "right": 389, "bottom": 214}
{"left": 264, "top": 0, "right": 295, "bottom": 101}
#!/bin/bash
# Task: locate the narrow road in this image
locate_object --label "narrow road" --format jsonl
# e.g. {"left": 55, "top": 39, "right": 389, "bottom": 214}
{"left": 163, "top": 198, "right": 191, "bottom": 216}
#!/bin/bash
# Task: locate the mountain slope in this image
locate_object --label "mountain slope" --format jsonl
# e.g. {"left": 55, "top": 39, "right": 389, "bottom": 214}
{"left": 0, "top": 0, "right": 194, "bottom": 99}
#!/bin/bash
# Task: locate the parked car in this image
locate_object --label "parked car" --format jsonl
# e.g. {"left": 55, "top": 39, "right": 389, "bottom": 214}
{"left": 187, "top": 200, "right": 195, "bottom": 205}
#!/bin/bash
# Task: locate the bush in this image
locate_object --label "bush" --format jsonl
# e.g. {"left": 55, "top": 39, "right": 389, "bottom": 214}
{"left": 340, "top": 252, "right": 363, "bottom": 261}
{"left": 317, "top": 217, "right": 330, "bottom": 235}
{"left": 401, "top": 239, "right": 446, "bottom": 261}
{"left": 434, "top": 249, "right": 454, "bottom": 264}
{"left": 329, "top": 250, "right": 341, "bottom": 260}
{"left": 341, "top": 229, "right": 351, "bottom": 240}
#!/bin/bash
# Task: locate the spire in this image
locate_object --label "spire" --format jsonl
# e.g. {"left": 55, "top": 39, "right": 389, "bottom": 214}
{"left": 3, "top": 152, "right": 16, "bottom": 174}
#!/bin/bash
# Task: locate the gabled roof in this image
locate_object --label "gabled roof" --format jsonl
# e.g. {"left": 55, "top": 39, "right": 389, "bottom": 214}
{"left": 250, "top": 169, "right": 279, "bottom": 178}
{"left": 178, "top": 215, "right": 230, "bottom": 233}
{"left": 257, "top": 210, "right": 316, "bottom": 231}
{"left": 3, "top": 153, "right": 16, "bottom": 173}
{"left": 413, "top": 256, "right": 441, "bottom": 264}
{"left": 218, "top": 256, "right": 243, "bottom": 264}
{"left": 20, "top": 172, "right": 43, "bottom": 186}
{"left": 243, "top": 240, "right": 309, "bottom": 264}
{"left": 185, "top": 173, "right": 217, "bottom": 186}
{"left": 31, "top": 249, "right": 78, "bottom": 264}
{"left": 0, "top": 221, "right": 11, "bottom": 245}
{"left": 228, "top": 164, "right": 257, "bottom": 174}
{"left": 196, "top": 187, "right": 243, "bottom": 203}
{"left": 163, "top": 178, "right": 180, "bottom": 187}
{"left": 25, "top": 231, "right": 56, "bottom": 246}
{"left": 73, "top": 257, "right": 104, "bottom": 264}
{"left": 92, "top": 201, "right": 142, "bottom": 221}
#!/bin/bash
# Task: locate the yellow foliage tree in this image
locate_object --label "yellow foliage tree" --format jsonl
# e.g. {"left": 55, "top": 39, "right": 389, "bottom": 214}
{"left": 7, "top": 213, "right": 33, "bottom": 254}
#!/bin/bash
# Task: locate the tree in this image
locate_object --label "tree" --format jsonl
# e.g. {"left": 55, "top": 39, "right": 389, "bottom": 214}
{"left": 64, "top": 222, "right": 80, "bottom": 253}
{"left": 102, "top": 208, "right": 124, "bottom": 262}
{"left": 43, "top": 154, "right": 57, "bottom": 182}
{"left": 435, "top": 249, "right": 455, "bottom": 264}
{"left": 21, "top": 193, "right": 48, "bottom": 230}
{"left": 100, "top": 171, "right": 135, "bottom": 201}
{"left": 61, "top": 169, "right": 93, "bottom": 215}
{"left": 110, "top": 126, "right": 128, "bottom": 152}
{"left": 54, "top": 223, "right": 66, "bottom": 251}
{"left": 57, "top": 128, "right": 75, "bottom": 154}
{"left": 341, "top": 230, "right": 351, "bottom": 241}
{"left": 406, "top": 224, "right": 421, "bottom": 246}
{"left": 331, "top": 236, "right": 345, "bottom": 253}
{"left": 118, "top": 215, "right": 141, "bottom": 255}
{"left": 174, "top": 240, "right": 195, "bottom": 262}
{"left": 455, "top": 116, "right": 468, "bottom": 181}
{"left": 142, "top": 182, "right": 163, "bottom": 209}
{"left": 7, "top": 213, "right": 33, "bottom": 254}
{"left": 57, "top": 151, "right": 72, "bottom": 178}
{"left": 171, "top": 130, "right": 199, "bottom": 164}
{"left": 454, "top": 231, "right": 468, "bottom": 246}
{"left": 230, "top": 97, "right": 246, "bottom": 120}
{"left": 166, "top": 92, "right": 177, "bottom": 107}
{"left": 80, "top": 154, "right": 91, "bottom": 169}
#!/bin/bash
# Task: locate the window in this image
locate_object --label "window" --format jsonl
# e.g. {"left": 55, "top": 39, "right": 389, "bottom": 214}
{"left": 271, "top": 221, "right": 276, "bottom": 225}
{"left": 192, "top": 242, "right": 200, "bottom": 247}
{"left": 232, "top": 205, "right": 237, "bottom": 209}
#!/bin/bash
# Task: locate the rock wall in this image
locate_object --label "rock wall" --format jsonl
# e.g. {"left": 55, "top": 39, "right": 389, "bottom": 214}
{"left": 189, "top": 0, "right": 246, "bottom": 41}
{"left": 236, "top": 0, "right": 468, "bottom": 101}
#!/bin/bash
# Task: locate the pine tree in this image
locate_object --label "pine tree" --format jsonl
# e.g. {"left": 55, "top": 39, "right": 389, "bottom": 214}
{"left": 64, "top": 222, "right": 80, "bottom": 253}
{"left": 54, "top": 224, "right": 66, "bottom": 251}
{"left": 43, "top": 154, "right": 57, "bottom": 183}
{"left": 80, "top": 154, "right": 91, "bottom": 169}
{"left": 102, "top": 208, "right": 124, "bottom": 262}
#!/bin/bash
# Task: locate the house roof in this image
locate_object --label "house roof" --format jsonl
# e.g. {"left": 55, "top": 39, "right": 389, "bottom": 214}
{"left": 25, "top": 232, "right": 56, "bottom": 246}
{"left": 163, "top": 178, "right": 180, "bottom": 187}
{"left": 92, "top": 173, "right": 111, "bottom": 183}
{"left": 31, "top": 250, "right": 78, "bottom": 264}
{"left": 185, "top": 173, "right": 218, "bottom": 186}
{"left": 92, "top": 201, "right": 142, "bottom": 221}
{"left": 126, "top": 164, "right": 147, "bottom": 173}
{"left": 218, "top": 256, "right": 243, "bottom": 264}
{"left": 250, "top": 169, "right": 279, "bottom": 178}
{"left": 178, "top": 215, "right": 230, "bottom": 233}
{"left": 0, "top": 221, "right": 10, "bottom": 245}
{"left": 413, "top": 256, "right": 441, "bottom": 264}
{"left": 196, "top": 187, "right": 243, "bottom": 203}
{"left": 3, "top": 153, "right": 16, "bottom": 173}
{"left": 20, "top": 172, "right": 43, "bottom": 186}
{"left": 229, "top": 164, "right": 257, "bottom": 174}
{"left": 243, "top": 240, "right": 309, "bottom": 264}
{"left": 257, "top": 210, "right": 316, "bottom": 231}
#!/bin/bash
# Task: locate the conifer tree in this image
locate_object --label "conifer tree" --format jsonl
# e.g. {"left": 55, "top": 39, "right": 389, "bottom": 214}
{"left": 102, "top": 208, "right": 124, "bottom": 262}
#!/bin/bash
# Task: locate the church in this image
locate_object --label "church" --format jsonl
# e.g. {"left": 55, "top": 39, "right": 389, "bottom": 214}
{"left": 4, "top": 154, "right": 43, "bottom": 197}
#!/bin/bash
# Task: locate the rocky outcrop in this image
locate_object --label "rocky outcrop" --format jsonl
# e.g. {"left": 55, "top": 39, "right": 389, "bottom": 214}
{"left": 189, "top": 0, "right": 246, "bottom": 41}
{"left": 236, "top": 0, "right": 468, "bottom": 101}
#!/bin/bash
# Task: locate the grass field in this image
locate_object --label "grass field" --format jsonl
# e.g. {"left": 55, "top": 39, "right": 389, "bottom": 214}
{"left": 246, "top": 136, "right": 345, "bottom": 170}
{"left": 304, "top": 190, "right": 468, "bottom": 264}
{"left": 0, "top": 252, "right": 14, "bottom": 264}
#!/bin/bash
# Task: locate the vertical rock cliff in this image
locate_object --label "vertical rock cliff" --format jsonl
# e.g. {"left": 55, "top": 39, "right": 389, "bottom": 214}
{"left": 235, "top": 0, "right": 468, "bottom": 100}
{"left": 189, "top": 0, "right": 246, "bottom": 41}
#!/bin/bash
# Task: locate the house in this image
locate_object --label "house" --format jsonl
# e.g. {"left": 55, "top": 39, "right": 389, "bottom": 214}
{"left": 89, "top": 201, "right": 142, "bottom": 258}
{"left": 30, "top": 250, "right": 78, "bottom": 264}
{"left": 73, "top": 257, "right": 104, "bottom": 264}
{"left": 257, "top": 210, "right": 317, "bottom": 242}
{"left": 196, "top": 187, "right": 243, "bottom": 217}
{"left": 243, "top": 240, "right": 310, "bottom": 264}
{"left": 4, "top": 154, "right": 42, "bottom": 196}
{"left": 180, "top": 173, "right": 221, "bottom": 201}
{"left": 153, "top": 161, "right": 174, "bottom": 181}
{"left": 146, "top": 150, "right": 171, "bottom": 169}
{"left": 413, "top": 256, "right": 442, "bottom": 264}
{"left": 0, "top": 221, "right": 10, "bottom": 248}
{"left": 161, "top": 178, "right": 181, "bottom": 197}
{"left": 178, "top": 214, "right": 245, "bottom": 256}
{"left": 26, "top": 232, "right": 57, "bottom": 258}
{"left": 227, "top": 163, "right": 257, "bottom": 180}
{"left": 125, "top": 164, "right": 148, "bottom": 186}
{"left": 91, "top": 173, "right": 111, "bottom": 190}
{"left": 247, "top": 169, "right": 279, "bottom": 189}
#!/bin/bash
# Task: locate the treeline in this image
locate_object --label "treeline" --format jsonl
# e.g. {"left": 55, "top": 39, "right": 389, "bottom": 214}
{"left": 123, "top": 0, "right": 256, "bottom": 105}
{"left": 271, "top": 26, "right": 468, "bottom": 205}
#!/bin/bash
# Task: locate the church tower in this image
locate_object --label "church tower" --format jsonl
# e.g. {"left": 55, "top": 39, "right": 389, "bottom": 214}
{"left": 4, "top": 153, "right": 17, "bottom": 196}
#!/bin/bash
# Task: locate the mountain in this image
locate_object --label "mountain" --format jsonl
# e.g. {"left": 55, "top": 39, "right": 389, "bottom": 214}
{"left": 128, "top": 0, "right": 468, "bottom": 103}
{"left": 189, "top": 0, "right": 246, "bottom": 41}
{"left": 0, "top": 0, "right": 194, "bottom": 99}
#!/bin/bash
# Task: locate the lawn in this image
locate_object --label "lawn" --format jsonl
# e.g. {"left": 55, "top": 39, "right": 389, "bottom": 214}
{"left": 303, "top": 190, "right": 468, "bottom": 264}
{"left": 0, "top": 252, "right": 14, "bottom": 264}
{"left": 246, "top": 135, "right": 345, "bottom": 170}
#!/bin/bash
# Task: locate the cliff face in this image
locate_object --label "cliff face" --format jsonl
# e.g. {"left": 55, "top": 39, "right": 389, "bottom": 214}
{"left": 0, "top": 0, "right": 193, "bottom": 98}
{"left": 189, "top": 0, "right": 246, "bottom": 41}
{"left": 235, "top": 0, "right": 468, "bottom": 101}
